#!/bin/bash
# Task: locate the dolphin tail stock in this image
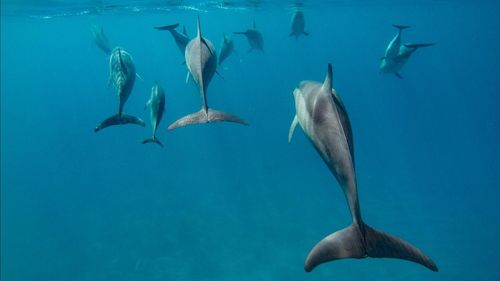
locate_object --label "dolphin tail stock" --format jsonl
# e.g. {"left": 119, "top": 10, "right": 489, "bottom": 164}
{"left": 142, "top": 136, "right": 164, "bottom": 148}
{"left": 154, "top": 23, "right": 180, "bottom": 31}
{"left": 404, "top": 43, "right": 436, "bottom": 49}
{"left": 392, "top": 24, "right": 411, "bottom": 30}
{"left": 304, "top": 222, "right": 438, "bottom": 273}
{"left": 91, "top": 24, "right": 111, "bottom": 55}
{"left": 168, "top": 108, "right": 248, "bottom": 130}
{"left": 94, "top": 114, "right": 146, "bottom": 133}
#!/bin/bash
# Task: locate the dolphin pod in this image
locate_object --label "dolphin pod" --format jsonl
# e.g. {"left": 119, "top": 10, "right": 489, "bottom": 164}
{"left": 380, "top": 24, "right": 435, "bottom": 79}
{"left": 168, "top": 16, "right": 248, "bottom": 130}
{"left": 289, "top": 64, "right": 438, "bottom": 272}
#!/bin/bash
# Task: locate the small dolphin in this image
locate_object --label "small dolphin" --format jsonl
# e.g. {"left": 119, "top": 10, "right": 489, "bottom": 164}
{"left": 218, "top": 33, "right": 236, "bottom": 66}
{"left": 234, "top": 20, "right": 264, "bottom": 53}
{"left": 94, "top": 47, "right": 145, "bottom": 132}
{"left": 380, "top": 25, "right": 435, "bottom": 79}
{"left": 290, "top": 9, "right": 309, "bottom": 38}
{"left": 289, "top": 64, "right": 438, "bottom": 272}
{"left": 91, "top": 25, "right": 111, "bottom": 55}
{"left": 154, "top": 23, "right": 190, "bottom": 55}
{"left": 142, "top": 83, "right": 166, "bottom": 147}
{"left": 168, "top": 16, "right": 247, "bottom": 130}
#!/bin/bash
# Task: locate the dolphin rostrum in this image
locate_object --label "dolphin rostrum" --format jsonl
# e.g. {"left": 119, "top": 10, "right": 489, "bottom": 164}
{"left": 234, "top": 20, "right": 264, "bottom": 53}
{"left": 94, "top": 47, "right": 145, "bottom": 132}
{"left": 142, "top": 83, "right": 166, "bottom": 147}
{"left": 380, "top": 24, "right": 435, "bottom": 79}
{"left": 289, "top": 64, "right": 438, "bottom": 272}
{"left": 154, "top": 23, "right": 190, "bottom": 55}
{"left": 168, "top": 16, "right": 247, "bottom": 130}
{"left": 218, "top": 33, "right": 236, "bottom": 66}
{"left": 290, "top": 9, "right": 309, "bottom": 38}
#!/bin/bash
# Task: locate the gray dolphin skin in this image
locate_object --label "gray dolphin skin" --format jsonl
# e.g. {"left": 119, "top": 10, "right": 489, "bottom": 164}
{"left": 218, "top": 33, "right": 235, "bottom": 66}
{"left": 380, "top": 25, "right": 435, "bottom": 79}
{"left": 289, "top": 64, "right": 438, "bottom": 272}
{"left": 94, "top": 47, "right": 145, "bottom": 132}
{"left": 168, "top": 16, "right": 247, "bottom": 130}
{"left": 234, "top": 20, "right": 264, "bottom": 52}
{"left": 290, "top": 9, "right": 309, "bottom": 38}
{"left": 142, "top": 83, "right": 166, "bottom": 147}
{"left": 154, "top": 23, "right": 190, "bottom": 55}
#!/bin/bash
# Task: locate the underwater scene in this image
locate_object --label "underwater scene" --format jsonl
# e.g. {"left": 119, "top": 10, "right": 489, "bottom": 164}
{"left": 1, "top": 1, "right": 499, "bottom": 281}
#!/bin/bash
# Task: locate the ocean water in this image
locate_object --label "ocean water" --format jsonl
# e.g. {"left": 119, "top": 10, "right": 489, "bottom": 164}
{"left": 1, "top": 1, "right": 499, "bottom": 281}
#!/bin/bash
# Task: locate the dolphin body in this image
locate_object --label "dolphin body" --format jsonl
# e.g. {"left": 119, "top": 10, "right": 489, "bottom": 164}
{"left": 218, "top": 33, "right": 236, "bottom": 66}
{"left": 289, "top": 64, "right": 438, "bottom": 273}
{"left": 168, "top": 17, "right": 247, "bottom": 130}
{"left": 290, "top": 9, "right": 309, "bottom": 38}
{"left": 234, "top": 21, "right": 264, "bottom": 53}
{"left": 94, "top": 47, "right": 145, "bottom": 132}
{"left": 142, "top": 83, "right": 166, "bottom": 147}
{"left": 380, "top": 25, "right": 435, "bottom": 79}
{"left": 154, "top": 23, "right": 190, "bottom": 55}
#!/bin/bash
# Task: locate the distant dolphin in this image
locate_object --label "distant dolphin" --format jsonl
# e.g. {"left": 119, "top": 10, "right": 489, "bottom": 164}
{"left": 218, "top": 33, "right": 236, "bottom": 66}
{"left": 168, "top": 16, "right": 247, "bottom": 130}
{"left": 289, "top": 64, "right": 438, "bottom": 272}
{"left": 142, "top": 83, "right": 165, "bottom": 147}
{"left": 94, "top": 47, "right": 145, "bottom": 132}
{"left": 154, "top": 23, "right": 190, "bottom": 55}
{"left": 234, "top": 20, "right": 264, "bottom": 52}
{"left": 290, "top": 9, "right": 309, "bottom": 38}
{"left": 380, "top": 24, "right": 435, "bottom": 79}
{"left": 91, "top": 25, "right": 111, "bottom": 55}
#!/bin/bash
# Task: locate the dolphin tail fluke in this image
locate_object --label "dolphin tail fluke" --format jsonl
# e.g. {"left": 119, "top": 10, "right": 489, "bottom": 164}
{"left": 91, "top": 25, "right": 111, "bottom": 55}
{"left": 168, "top": 108, "right": 247, "bottom": 130}
{"left": 392, "top": 24, "right": 411, "bottom": 30}
{"left": 207, "top": 108, "right": 248, "bottom": 125}
{"left": 154, "top": 23, "right": 180, "bottom": 31}
{"left": 304, "top": 223, "right": 438, "bottom": 273}
{"left": 404, "top": 43, "right": 436, "bottom": 49}
{"left": 142, "top": 136, "right": 164, "bottom": 148}
{"left": 94, "top": 114, "right": 146, "bottom": 133}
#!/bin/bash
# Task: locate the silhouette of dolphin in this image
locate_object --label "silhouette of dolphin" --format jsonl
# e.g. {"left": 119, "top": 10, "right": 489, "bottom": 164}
{"left": 142, "top": 83, "right": 165, "bottom": 147}
{"left": 234, "top": 20, "right": 264, "bottom": 52}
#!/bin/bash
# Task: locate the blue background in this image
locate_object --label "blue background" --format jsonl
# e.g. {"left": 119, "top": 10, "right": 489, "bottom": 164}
{"left": 1, "top": 1, "right": 499, "bottom": 281}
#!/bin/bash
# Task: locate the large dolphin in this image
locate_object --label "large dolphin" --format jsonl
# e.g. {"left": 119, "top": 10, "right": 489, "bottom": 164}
{"left": 290, "top": 9, "right": 309, "bottom": 38}
{"left": 234, "top": 20, "right": 264, "bottom": 53}
{"left": 168, "top": 16, "right": 247, "bottom": 130}
{"left": 218, "top": 33, "right": 236, "bottom": 66}
{"left": 154, "top": 23, "right": 190, "bottom": 55}
{"left": 380, "top": 25, "right": 435, "bottom": 79}
{"left": 289, "top": 64, "right": 438, "bottom": 272}
{"left": 94, "top": 47, "right": 145, "bottom": 132}
{"left": 142, "top": 83, "right": 166, "bottom": 147}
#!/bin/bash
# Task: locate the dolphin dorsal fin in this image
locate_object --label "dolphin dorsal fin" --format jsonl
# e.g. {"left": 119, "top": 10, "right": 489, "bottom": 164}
{"left": 196, "top": 15, "right": 202, "bottom": 39}
{"left": 322, "top": 63, "right": 333, "bottom": 90}
{"left": 182, "top": 25, "right": 187, "bottom": 36}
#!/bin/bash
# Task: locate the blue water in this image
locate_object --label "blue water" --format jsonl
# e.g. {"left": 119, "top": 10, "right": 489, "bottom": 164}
{"left": 1, "top": 1, "right": 499, "bottom": 281}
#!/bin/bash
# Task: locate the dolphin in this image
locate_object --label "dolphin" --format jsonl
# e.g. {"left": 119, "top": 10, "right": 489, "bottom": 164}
{"left": 234, "top": 20, "right": 264, "bottom": 53}
{"left": 94, "top": 47, "right": 145, "bottom": 132}
{"left": 91, "top": 24, "right": 111, "bottom": 55}
{"left": 380, "top": 25, "right": 435, "bottom": 79}
{"left": 218, "top": 33, "right": 236, "bottom": 66}
{"left": 142, "top": 83, "right": 166, "bottom": 147}
{"left": 168, "top": 16, "right": 247, "bottom": 130}
{"left": 154, "top": 23, "right": 190, "bottom": 55}
{"left": 289, "top": 64, "right": 438, "bottom": 272}
{"left": 290, "top": 9, "right": 309, "bottom": 38}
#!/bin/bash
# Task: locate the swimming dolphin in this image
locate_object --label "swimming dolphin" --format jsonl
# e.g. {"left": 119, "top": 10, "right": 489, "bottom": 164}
{"left": 380, "top": 25, "right": 435, "bottom": 79}
{"left": 154, "top": 23, "right": 190, "bottom": 55}
{"left": 142, "top": 83, "right": 166, "bottom": 147}
{"left": 168, "top": 16, "right": 247, "bottom": 130}
{"left": 234, "top": 20, "right": 264, "bottom": 53}
{"left": 218, "top": 33, "right": 236, "bottom": 66}
{"left": 290, "top": 9, "right": 309, "bottom": 38}
{"left": 289, "top": 64, "right": 438, "bottom": 272}
{"left": 91, "top": 24, "right": 111, "bottom": 55}
{"left": 94, "top": 47, "right": 145, "bottom": 132}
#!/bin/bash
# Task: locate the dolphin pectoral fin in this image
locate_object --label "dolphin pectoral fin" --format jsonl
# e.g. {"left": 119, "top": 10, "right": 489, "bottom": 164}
{"left": 404, "top": 43, "right": 436, "bottom": 49}
{"left": 215, "top": 70, "right": 224, "bottom": 80}
{"left": 303, "top": 31, "right": 309, "bottom": 36}
{"left": 395, "top": 73, "right": 403, "bottom": 79}
{"left": 364, "top": 224, "right": 438, "bottom": 272}
{"left": 180, "top": 60, "right": 186, "bottom": 65}
{"left": 288, "top": 115, "right": 298, "bottom": 143}
{"left": 207, "top": 109, "right": 248, "bottom": 125}
{"left": 168, "top": 109, "right": 208, "bottom": 130}
{"left": 185, "top": 71, "right": 190, "bottom": 83}
{"left": 136, "top": 73, "right": 144, "bottom": 82}
{"left": 94, "top": 114, "right": 145, "bottom": 132}
{"left": 380, "top": 56, "right": 386, "bottom": 60}
{"left": 305, "top": 224, "right": 365, "bottom": 272}
{"left": 289, "top": 32, "right": 294, "bottom": 37}
{"left": 392, "top": 24, "right": 411, "bottom": 30}
{"left": 304, "top": 223, "right": 438, "bottom": 273}
{"left": 142, "top": 137, "right": 164, "bottom": 148}
{"left": 154, "top": 23, "right": 180, "bottom": 30}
